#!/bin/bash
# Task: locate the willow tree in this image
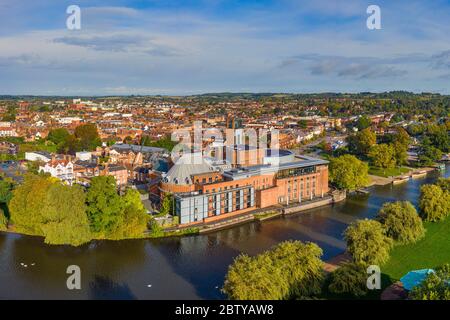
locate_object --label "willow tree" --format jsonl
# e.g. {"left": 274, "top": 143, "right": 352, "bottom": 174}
{"left": 8, "top": 174, "right": 55, "bottom": 235}
{"left": 344, "top": 219, "right": 393, "bottom": 265}
{"left": 376, "top": 201, "right": 425, "bottom": 244}
{"left": 222, "top": 241, "right": 324, "bottom": 300}
{"left": 40, "top": 183, "right": 92, "bottom": 246}
{"left": 419, "top": 184, "right": 450, "bottom": 222}
{"left": 328, "top": 262, "right": 369, "bottom": 298}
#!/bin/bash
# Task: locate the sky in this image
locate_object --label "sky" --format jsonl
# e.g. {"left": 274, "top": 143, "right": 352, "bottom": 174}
{"left": 0, "top": 0, "right": 450, "bottom": 95}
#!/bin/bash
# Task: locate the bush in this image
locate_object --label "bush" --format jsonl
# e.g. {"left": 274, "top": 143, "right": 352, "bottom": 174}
{"left": 419, "top": 184, "right": 450, "bottom": 222}
{"left": 376, "top": 201, "right": 425, "bottom": 244}
{"left": 344, "top": 219, "right": 393, "bottom": 265}
{"left": 328, "top": 262, "right": 369, "bottom": 298}
{"left": 410, "top": 264, "right": 450, "bottom": 300}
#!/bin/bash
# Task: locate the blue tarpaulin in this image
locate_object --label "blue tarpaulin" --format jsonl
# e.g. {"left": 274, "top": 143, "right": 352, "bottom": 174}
{"left": 400, "top": 269, "right": 435, "bottom": 291}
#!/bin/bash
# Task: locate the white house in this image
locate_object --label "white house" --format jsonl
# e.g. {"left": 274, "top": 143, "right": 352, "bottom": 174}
{"left": 39, "top": 159, "right": 74, "bottom": 184}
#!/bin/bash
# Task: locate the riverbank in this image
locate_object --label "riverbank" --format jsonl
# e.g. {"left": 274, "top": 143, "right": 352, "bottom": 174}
{"left": 368, "top": 166, "right": 436, "bottom": 186}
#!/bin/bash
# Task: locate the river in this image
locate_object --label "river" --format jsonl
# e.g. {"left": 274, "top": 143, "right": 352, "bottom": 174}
{"left": 0, "top": 165, "right": 448, "bottom": 299}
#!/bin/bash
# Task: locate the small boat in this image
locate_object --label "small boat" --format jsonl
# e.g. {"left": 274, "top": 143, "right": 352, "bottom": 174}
{"left": 392, "top": 176, "right": 409, "bottom": 185}
{"left": 435, "top": 163, "right": 446, "bottom": 171}
{"left": 411, "top": 170, "right": 427, "bottom": 179}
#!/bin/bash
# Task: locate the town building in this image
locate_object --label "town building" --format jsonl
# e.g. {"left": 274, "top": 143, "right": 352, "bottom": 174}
{"left": 160, "top": 148, "right": 329, "bottom": 225}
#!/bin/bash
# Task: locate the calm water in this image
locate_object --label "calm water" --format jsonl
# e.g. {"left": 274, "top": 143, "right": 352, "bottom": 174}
{"left": 0, "top": 165, "right": 448, "bottom": 300}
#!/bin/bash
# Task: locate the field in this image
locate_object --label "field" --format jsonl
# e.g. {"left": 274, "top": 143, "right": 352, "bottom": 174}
{"left": 382, "top": 217, "right": 450, "bottom": 284}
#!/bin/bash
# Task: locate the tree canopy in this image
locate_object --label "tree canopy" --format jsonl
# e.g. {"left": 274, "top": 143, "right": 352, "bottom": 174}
{"left": 329, "top": 155, "right": 369, "bottom": 191}
{"left": 419, "top": 184, "right": 450, "bottom": 222}
{"left": 410, "top": 264, "right": 450, "bottom": 300}
{"left": 8, "top": 174, "right": 92, "bottom": 246}
{"left": 347, "top": 128, "right": 376, "bottom": 157}
{"left": 344, "top": 219, "right": 393, "bottom": 266}
{"left": 368, "top": 144, "right": 396, "bottom": 169}
{"left": 85, "top": 176, "right": 124, "bottom": 236}
{"left": 376, "top": 201, "right": 425, "bottom": 244}
{"left": 328, "top": 262, "right": 369, "bottom": 298}
{"left": 222, "top": 241, "right": 324, "bottom": 300}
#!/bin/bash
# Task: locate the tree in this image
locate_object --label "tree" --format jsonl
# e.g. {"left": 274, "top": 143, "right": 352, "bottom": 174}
{"left": 376, "top": 201, "right": 425, "bottom": 244}
{"left": 8, "top": 174, "right": 92, "bottom": 246}
{"left": 410, "top": 264, "right": 450, "bottom": 300}
{"left": 329, "top": 155, "right": 369, "bottom": 190}
{"left": 347, "top": 128, "right": 376, "bottom": 156}
{"left": 47, "top": 128, "right": 70, "bottom": 145}
{"left": 368, "top": 144, "right": 396, "bottom": 169}
{"left": 159, "top": 193, "right": 174, "bottom": 216}
{"left": 8, "top": 174, "right": 55, "bottom": 235}
{"left": 109, "top": 189, "right": 149, "bottom": 239}
{"left": 0, "top": 208, "right": 7, "bottom": 231}
{"left": 344, "top": 219, "right": 393, "bottom": 265}
{"left": 392, "top": 141, "right": 408, "bottom": 166}
{"left": 74, "top": 123, "right": 101, "bottom": 151}
{"left": 328, "top": 262, "right": 369, "bottom": 298}
{"left": 393, "top": 127, "right": 410, "bottom": 148}
{"left": 356, "top": 116, "right": 371, "bottom": 131}
{"left": 222, "top": 241, "right": 324, "bottom": 300}
{"left": 40, "top": 183, "right": 92, "bottom": 246}
{"left": 85, "top": 176, "right": 123, "bottom": 236}
{"left": 436, "top": 178, "right": 450, "bottom": 192}
{"left": 419, "top": 184, "right": 450, "bottom": 222}
{"left": 418, "top": 137, "right": 442, "bottom": 166}
{"left": 298, "top": 120, "right": 308, "bottom": 129}
{"left": 426, "top": 124, "right": 450, "bottom": 153}
{"left": 0, "top": 178, "right": 14, "bottom": 204}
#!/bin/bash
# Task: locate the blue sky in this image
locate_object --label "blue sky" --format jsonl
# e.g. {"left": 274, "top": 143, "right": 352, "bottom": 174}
{"left": 1, "top": 0, "right": 450, "bottom": 95}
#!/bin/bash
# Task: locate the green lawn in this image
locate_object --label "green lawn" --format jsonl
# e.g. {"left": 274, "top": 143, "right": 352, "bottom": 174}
{"left": 382, "top": 217, "right": 450, "bottom": 284}
{"left": 368, "top": 166, "right": 410, "bottom": 178}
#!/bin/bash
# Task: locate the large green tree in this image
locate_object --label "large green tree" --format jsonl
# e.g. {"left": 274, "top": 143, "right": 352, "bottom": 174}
{"left": 419, "top": 184, "right": 450, "bottom": 222}
{"left": 109, "top": 189, "right": 149, "bottom": 239}
{"left": 344, "top": 219, "right": 393, "bottom": 265}
{"left": 376, "top": 201, "right": 425, "bottom": 244}
{"left": 8, "top": 174, "right": 92, "bottom": 246}
{"left": 368, "top": 144, "right": 396, "bottom": 169}
{"left": 222, "top": 241, "right": 324, "bottom": 300}
{"left": 347, "top": 128, "right": 376, "bottom": 156}
{"left": 40, "top": 183, "right": 92, "bottom": 246}
{"left": 328, "top": 262, "right": 369, "bottom": 298}
{"left": 8, "top": 174, "right": 54, "bottom": 235}
{"left": 329, "top": 155, "right": 369, "bottom": 191}
{"left": 74, "top": 123, "right": 102, "bottom": 151}
{"left": 85, "top": 176, "right": 123, "bottom": 236}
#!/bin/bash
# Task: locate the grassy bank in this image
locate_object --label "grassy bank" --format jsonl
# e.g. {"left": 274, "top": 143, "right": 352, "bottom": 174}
{"left": 382, "top": 217, "right": 450, "bottom": 284}
{"left": 369, "top": 166, "right": 410, "bottom": 178}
